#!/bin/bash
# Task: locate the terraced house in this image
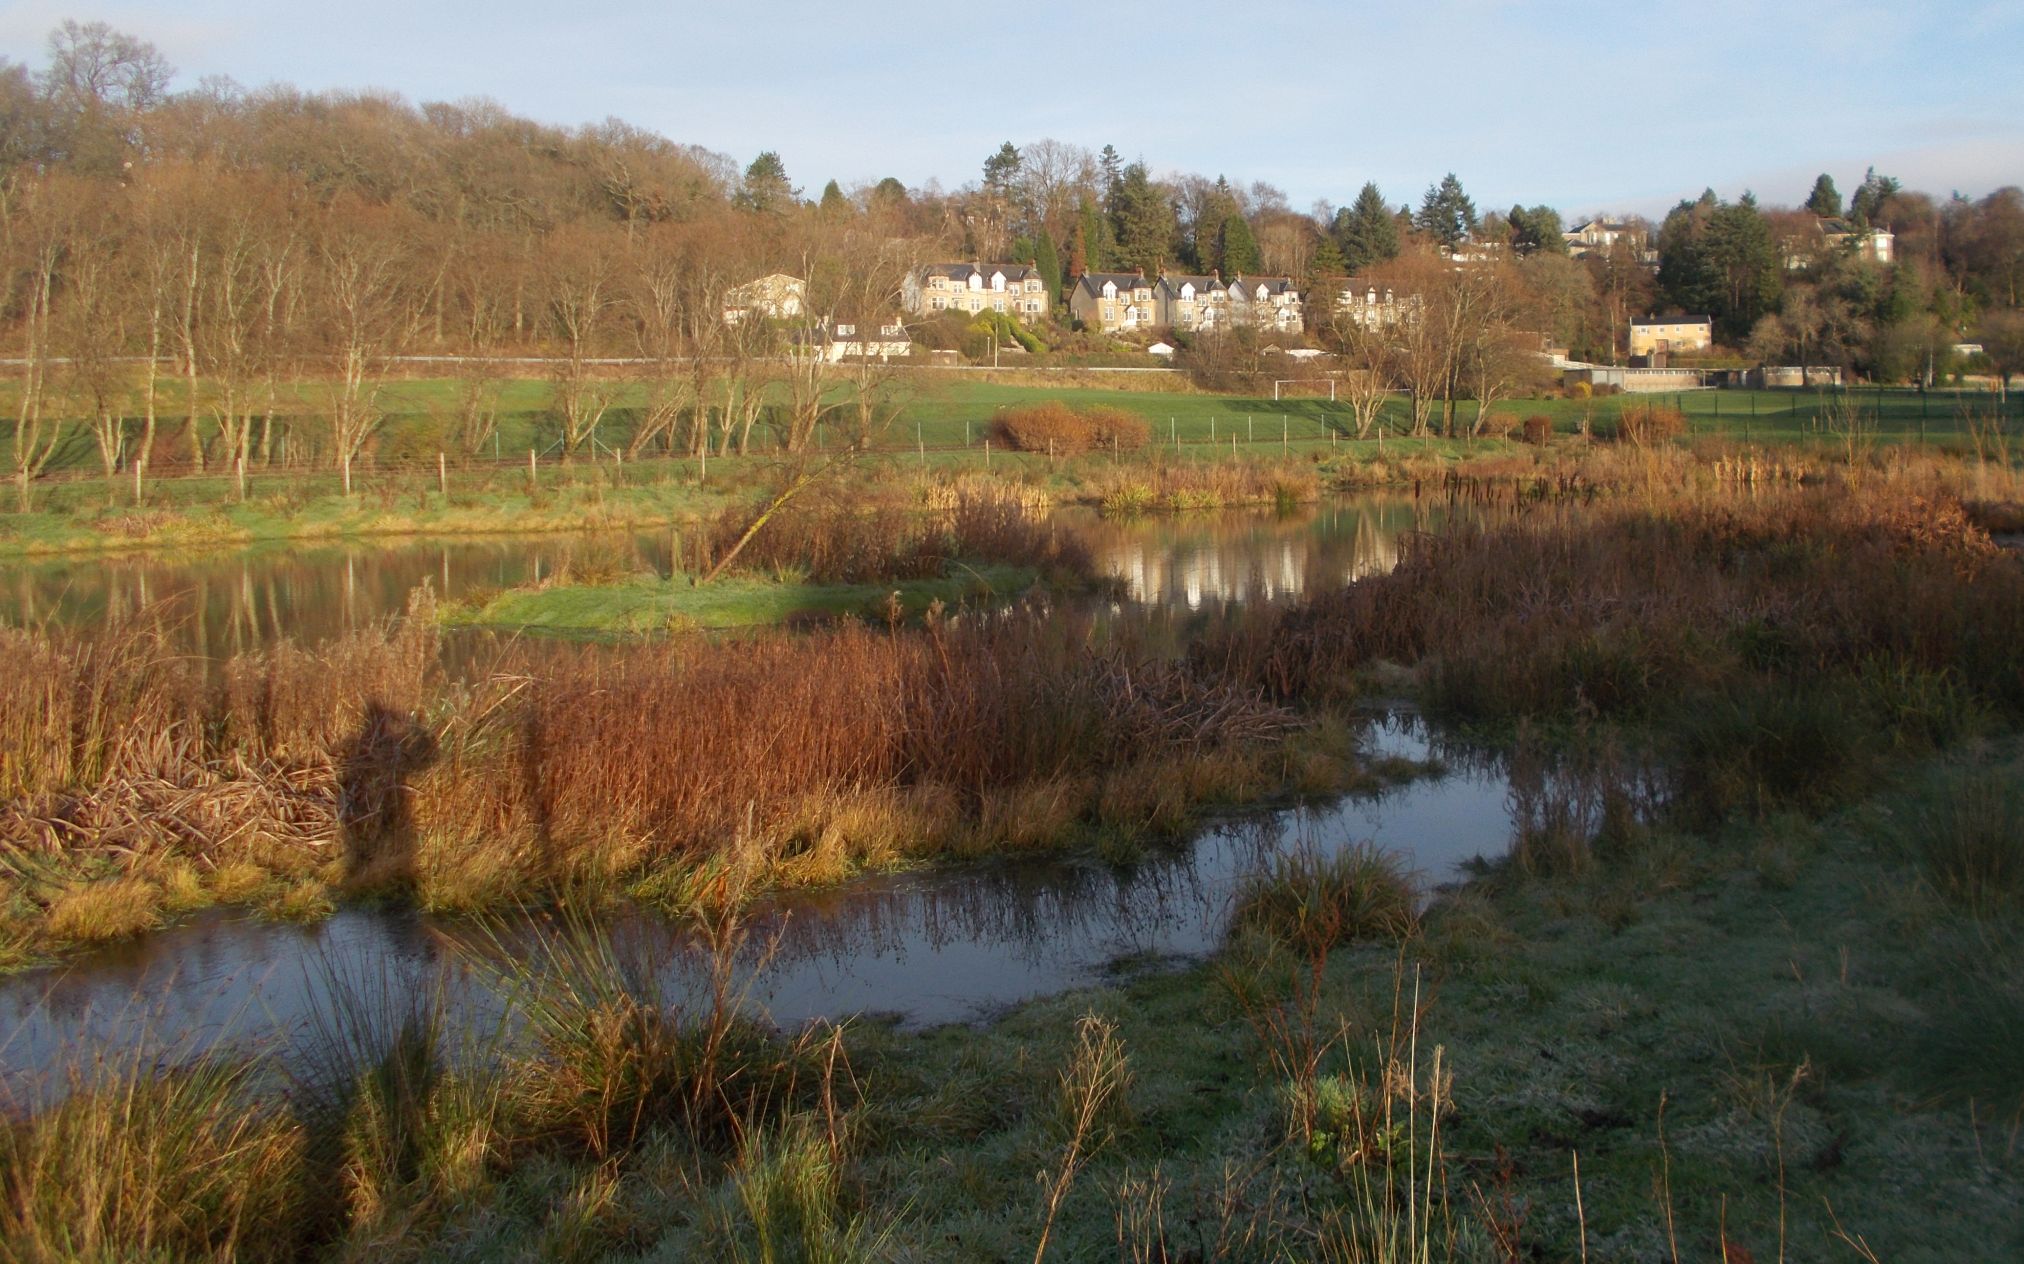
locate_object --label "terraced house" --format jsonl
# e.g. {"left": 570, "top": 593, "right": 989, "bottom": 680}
{"left": 1070, "top": 271, "right": 1159, "bottom": 332}
{"left": 904, "top": 262, "right": 1049, "bottom": 318}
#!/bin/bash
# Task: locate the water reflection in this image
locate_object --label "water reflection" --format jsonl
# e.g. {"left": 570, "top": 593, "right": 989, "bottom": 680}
{"left": 1070, "top": 500, "right": 1434, "bottom": 612}
{"left": 0, "top": 717, "right": 1513, "bottom": 1088}
{"left": 0, "top": 498, "right": 1446, "bottom": 653}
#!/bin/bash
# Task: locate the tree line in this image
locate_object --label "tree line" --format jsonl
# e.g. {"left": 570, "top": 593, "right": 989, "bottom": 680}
{"left": 3, "top": 20, "right": 2022, "bottom": 495}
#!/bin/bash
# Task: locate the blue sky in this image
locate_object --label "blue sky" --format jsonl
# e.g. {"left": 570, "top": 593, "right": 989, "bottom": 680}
{"left": 3, "top": 1, "right": 2020, "bottom": 218}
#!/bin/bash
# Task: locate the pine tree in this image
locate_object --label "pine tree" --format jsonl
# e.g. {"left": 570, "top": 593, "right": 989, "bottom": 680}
{"left": 1217, "top": 213, "right": 1260, "bottom": 276}
{"left": 1310, "top": 235, "right": 1347, "bottom": 278}
{"left": 1034, "top": 232, "right": 1063, "bottom": 308}
{"left": 1415, "top": 173, "right": 1477, "bottom": 249}
{"left": 983, "top": 142, "right": 1021, "bottom": 194}
{"left": 1805, "top": 173, "right": 1841, "bottom": 219}
{"left": 1110, "top": 164, "right": 1172, "bottom": 277}
{"left": 1336, "top": 182, "right": 1400, "bottom": 274}
{"left": 1098, "top": 145, "right": 1123, "bottom": 198}
{"left": 739, "top": 151, "right": 797, "bottom": 213}
{"left": 819, "top": 179, "right": 849, "bottom": 215}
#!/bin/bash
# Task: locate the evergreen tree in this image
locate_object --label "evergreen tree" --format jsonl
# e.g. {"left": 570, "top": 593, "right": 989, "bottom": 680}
{"left": 1508, "top": 204, "right": 1567, "bottom": 256}
{"left": 818, "top": 179, "right": 849, "bottom": 215}
{"left": 1098, "top": 144, "right": 1123, "bottom": 198}
{"left": 1335, "top": 182, "right": 1400, "bottom": 273}
{"left": 1805, "top": 173, "right": 1842, "bottom": 219}
{"left": 1850, "top": 166, "right": 1902, "bottom": 227}
{"left": 1415, "top": 173, "right": 1477, "bottom": 249}
{"left": 1217, "top": 212, "right": 1260, "bottom": 276}
{"left": 1075, "top": 195, "right": 1114, "bottom": 273}
{"left": 1310, "top": 235, "right": 1348, "bottom": 278}
{"left": 869, "top": 177, "right": 908, "bottom": 211}
{"left": 1034, "top": 232, "right": 1063, "bottom": 308}
{"left": 1110, "top": 163, "right": 1173, "bottom": 277}
{"left": 982, "top": 141, "right": 1021, "bottom": 195}
{"left": 1068, "top": 219, "right": 1089, "bottom": 280}
{"left": 1656, "top": 192, "right": 1781, "bottom": 342}
{"left": 739, "top": 151, "right": 797, "bottom": 212}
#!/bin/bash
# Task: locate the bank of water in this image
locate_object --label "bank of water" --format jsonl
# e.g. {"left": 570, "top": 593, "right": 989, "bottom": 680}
{"left": 0, "top": 716, "right": 1514, "bottom": 1089}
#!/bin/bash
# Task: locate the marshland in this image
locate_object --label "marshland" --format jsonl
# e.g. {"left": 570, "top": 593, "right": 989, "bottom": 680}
{"left": 4, "top": 430, "right": 2024, "bottom": 1261}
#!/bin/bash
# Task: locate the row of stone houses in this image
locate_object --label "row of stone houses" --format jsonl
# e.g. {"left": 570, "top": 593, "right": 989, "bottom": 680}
{"left": 1061, "top": 270, "right": 1306, "bottom": 334}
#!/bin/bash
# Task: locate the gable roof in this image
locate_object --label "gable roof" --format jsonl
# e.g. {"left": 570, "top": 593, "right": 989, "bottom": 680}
{"left": 1075, "top": 271, "right": 1151, "bottom": 298}
{"left": 920, "top": 262, "right": 1041, "bottom": 283}
{"left": 1631, "top": 314, "right": 1712, "bottom": 327}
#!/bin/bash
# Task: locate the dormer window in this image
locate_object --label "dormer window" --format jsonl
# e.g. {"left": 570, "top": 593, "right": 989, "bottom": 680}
{"left": 1102, "top": 281, "right": 1118, "bottom": 298}
{"left": 968, "top": 274, "right": 982, "bottom": 290}
{"left": 990, "top": 272, "right": 1006, "bottom": 290}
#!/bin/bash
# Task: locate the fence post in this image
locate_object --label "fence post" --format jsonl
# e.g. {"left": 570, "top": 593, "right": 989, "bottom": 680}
{"left": 235, "top": 454, "right": 245, "bottom": 502}
{"left": 984, "top": 438, "right": 990, "bottom": 470}
{"left": 1283, "top": 416, "right": 1288, "bottom": 454}
{"left": 437, "top": 451, "right": 447, "bottom": 498}
{"left": 529, "top": 448, "right": 537, "bottom": 489}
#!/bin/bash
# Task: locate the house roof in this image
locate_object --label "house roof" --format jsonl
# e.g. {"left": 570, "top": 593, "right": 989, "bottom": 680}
{"left": 920, "top": 262, "right": 1041, "bottom": 283}
{"left": 1076, "top": 271, "right": 1152, "bottom": 297}
{"left": 1631, "top": 314, "right": 1711, "bottom": 327}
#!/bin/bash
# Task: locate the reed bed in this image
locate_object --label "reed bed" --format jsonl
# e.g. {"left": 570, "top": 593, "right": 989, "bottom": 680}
{"left": 1, "top": 588, "right": 1296, "bottom": 948}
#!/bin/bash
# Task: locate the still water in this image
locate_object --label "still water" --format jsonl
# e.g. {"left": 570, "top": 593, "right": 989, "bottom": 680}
{"left": 0, "top": 498, "right": 1441, "bottom": 651}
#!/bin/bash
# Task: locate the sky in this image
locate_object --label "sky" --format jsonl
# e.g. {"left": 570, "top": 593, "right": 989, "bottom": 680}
{"left": 2, "top": 0, "right": 2021, "bottom": 219}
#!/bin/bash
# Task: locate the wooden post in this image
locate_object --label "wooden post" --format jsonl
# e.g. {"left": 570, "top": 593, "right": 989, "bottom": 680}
{"left": 1282, "top": 416, "right": 1288, "bottom": 454}
{"left": 437, "top": 451, "right": 447, "bottom": 497}
{"left": 984, "top": 438, "right": 991, "bottom": 469}
{"left": 529, "top": 448, "right": 537, "bottom": 488}
{"left": 235, "top": 453, "right": 245, "bottom": 502}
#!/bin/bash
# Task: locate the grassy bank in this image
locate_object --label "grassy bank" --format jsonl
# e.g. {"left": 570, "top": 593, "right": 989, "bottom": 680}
{"left": 5, "top": 741, "right": 2019, "bottom": 1260}
{"left": 7, "top": 374, "right": 2021, "bottom": 559}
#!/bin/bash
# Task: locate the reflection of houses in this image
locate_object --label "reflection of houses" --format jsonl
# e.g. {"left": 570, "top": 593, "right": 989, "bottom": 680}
{"left": 1070, "top": 271, "right": 1158, "bottom": 333}
{"left": 794, "top": 319, "right": 914, "bottom": 363}
{"left": 1628, "top": 314, "right": 1713, "bottom": 358}
{"left": 904, "top": 263, "right": 1048, "bottom": 318}
{"left": 723, "top": 273, "right": 805, "bottom": 324}
{"left": 1156, "top": 273, "right": 1304, "bottom": 333}
{"left": 1094, "top": 516, "right": 1401, "bottom": 611}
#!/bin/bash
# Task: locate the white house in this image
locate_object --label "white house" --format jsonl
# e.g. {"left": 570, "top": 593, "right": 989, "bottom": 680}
{"left": 723, "top": 273, "right": 805, "bottom": 324}
{"left": 795, "top": 319, "right": 914, "bottom": 363}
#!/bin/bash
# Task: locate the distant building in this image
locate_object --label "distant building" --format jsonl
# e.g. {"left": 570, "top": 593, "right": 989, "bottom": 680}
{"left": 723, "top": 273, "right": 805, "bottom": 324}
{"left": 795, "top": 318, "right": 913, "bottom": 363}
{"left": 1629, "top": 314, "right": 1713, "bottom": 358}
{"left": 1783, "top": 218, "right": 1896, "bottom": 271}
{"left": 905, "top": 263, "right": 1048, "bottom": 318}
{"left": 1157, "top": 273, "right": 1304, "bottom": 334}
{"left": 1820, "top": 219, "right": 1894, "bottom": 265}
{"left": 1070, "top": 271, "right": 1159, "bottom": 333}
{"left": 1329, "top": 282, "right": 1416, "bottom": 330}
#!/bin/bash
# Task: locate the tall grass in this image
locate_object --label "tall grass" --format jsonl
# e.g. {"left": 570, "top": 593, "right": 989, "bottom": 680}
{"left": 1198, "top": 483, "right": 2024, "bottom": 818}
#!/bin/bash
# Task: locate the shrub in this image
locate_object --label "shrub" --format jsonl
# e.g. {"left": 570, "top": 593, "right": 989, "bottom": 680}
{"left": 1521, "top": 415, "right": 1554, "bottom": 445}
{"left": 1617, "top": 402, "right": 1687, "bottom": 444}
{"left": 989, "top": 402, "right": 1149, "bottom": 455}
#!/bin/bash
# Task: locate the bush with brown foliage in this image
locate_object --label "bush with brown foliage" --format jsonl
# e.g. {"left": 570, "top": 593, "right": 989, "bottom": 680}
{"left": 1617, "top": 403, "right": 1687, "bottom": 445}
{"left": 991, "top": 402, "right": 1151, "bottom": 455}
{"left": 1521, "top": 415, "right": 1554, "bottom": 445}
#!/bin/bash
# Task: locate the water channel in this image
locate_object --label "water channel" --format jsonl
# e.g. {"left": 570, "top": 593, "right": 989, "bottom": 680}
{"left": 0, "top": 498, "right": 1523, "bottom": 1089}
